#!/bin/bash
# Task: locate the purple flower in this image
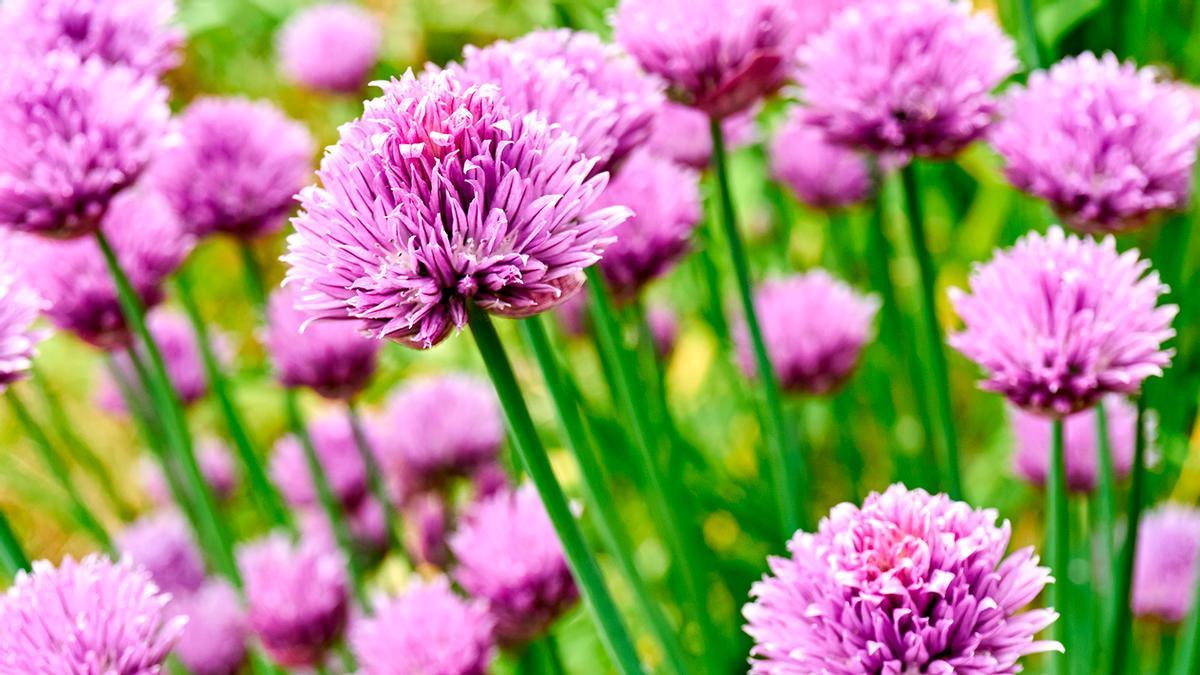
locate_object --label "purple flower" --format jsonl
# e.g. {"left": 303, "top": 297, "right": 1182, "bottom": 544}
{"left": 264, "top": 285, "right": 381, "bottom": 399}
{"left": 798, "top": 0, "right": 1016, "bottom": 159}
{"left": 352, "top": 577, "right": 495, "bottom": 675}
{"left": 285, "top": 70, "right": 626, "bottom": 348}
{"left": 736, "top": 270, "right": 879, "bottom": 394}
{"left": 949, "top": 226, "right": 1177, "bottom": 416}
{"left": 1, "top": 0, "right": 182, "bottom": 76}
{"left": 152, "top": 97, "right": 314, "bottom": 240}
{"left": 790, "top": 0, "right": 865, "bottom": 47}
{"left": 402, "top": 492, "right": 449, "bottom": 567}
{"left": 991, "top": 52, "right": 1200, "bottom": 233}
{"left": 0, "top": 258, "right": 47, "bottom": 391}
{"left": 0, "top": 554, "right": 185, "bottom": 673}
{"left": 646, "top": 101, "right": 758, "bottom": 170}
{"left": 593, "top": 149, "right": 702, "bottom": 300}
{"left": 1010, "top": 395, "right": 1137, "bottom": 493}
{"left": 613, "top": 0, "right": 800, "bottom": 119}
{"left": 770, "top": 107, "right": 872, "bottom": 209}
{"left": 450, "top": 484, "right": 579, "bottom": 644}
{"left": 1133, "top": 504, "right": 1200, "bottom": 623}
{"left": 744, "top": 484, "right": 1061, "bottom": 673}
{"left": 117, "top": 511, "right": 206, "bottom": 596}
{"left": 271, "top": 413, "right": 377, "bottom": 510}
{"left": 238, "top": 533, "right": 349, "bottom": 668}
{"left": 141, "top": 438, "right": 239, "bottom": 505}
{"left": 168, "top": 580, "right": 248, "bottom": 675}
{"left": 277, "top": 2, "right": 382, "bottom": 94}
{"left": 0, "top": 53, "right": 169, "bottom": 238}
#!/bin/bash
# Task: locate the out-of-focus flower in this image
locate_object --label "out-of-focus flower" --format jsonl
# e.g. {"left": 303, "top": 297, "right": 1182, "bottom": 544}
{"left": 744, "top": 484, "right": 1061, "bottom": 673}
{"left": 791, "top": 0, "right": 864, "bottom": 47}
{"left": 0, "top": 53, "right": 169, "bottom": 238}
{"left": 301, "top": 496, "right": 390, "bottom": 562}
{"left": 1010, "top": 395, "right": 1137, "bottom": 493}
{"left": 284, "top": 70, "right": 624, "bottom": 348}
{"left": 152, "top": 97, "right": 314, "bottom": 240}
{"left": 950, "top": 226, "right": 1177, "bottom": 416}
{"left": 1133, "top": 504, "right": 1200, "bottom": 622}
{"left": 798, "top": 0, "right": 1016, "bottom": 159}
{"left": 736, "top": 270, "right": 878, "bottom": 394}
{"left": 101, "top": 310, "right": 220, "bottom": 414}
{"left": 352, "top": 577, "right": 495, "bottom": 675}
{"left": 647, "top": 305, "right": 679, "bottom": 358}
{"left": 277, "top": 2, "right": 382, "bottom": 94}
{"left": 0, "top": 555, "right": 185, "bottom": 673}
{"left": 238, "top": 533, "right": 349, "bottom": 668}
{"left": 450, "top": 484, "right": 578, "bottom": 644}
{"left": 168, "top": 580, "right": 248, "bottom": 675}
{"left": 264, "top": 285, "right": 380, "bottom": 400}
{"left": 117, "top": 511, "right": 205, "bottom": 596}
{"left": 614, "top": 0, "right": 800, "bottom": 119}
{"left": 646, "top": 101, "right": 759, "bottom": 170}
{"left": 140, "top": 438, "right": 239, "bottom": 505}
{"left": 991, "top": 52, "right": 1200, "bottom": 233}
{"left": 271, "top": 414, "right": 373, "bottom": 510}
{"left": 0, "top": 259, "right": 47, "bottom": 392}
{"left": 770, "top": 107, "right": 872, "bottom": 209}
{"left": 472, "top": 461, "right": 510, "bottom": 499}
{"left": 402, "top": 492, "right": 449, "bottom": 567}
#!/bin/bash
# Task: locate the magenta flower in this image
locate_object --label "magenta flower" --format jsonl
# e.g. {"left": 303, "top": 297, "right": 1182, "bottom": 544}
{"left": 168, "top": 580, "right": 248, "bottom": 675}
{"left": 152, "top": 97, "right": 314, "bottom": 240}
{"left": 791, "top": 0, "right": 864, "bottom": 47}
{"left": 991, "top": 52, "right": 1200, "bottom": 233}
{"left": 1133, "top": 504, "right": 1200, "bottom": 623}
{"left": 736, "top": 270, "right": 879, "bottom": 394}
{"left": 0, "top": 555, "right": 185, "bottom": 673}
{"left": 744, "top": 484, "right": 1061, "bottom": 673}
{"left": 613, "top": 0, "right": 800, "bottom": 119}
{"left": 0, "top": 260, "right": 47, "bottom": 392}
{"left": 770, "top": 107, "right": 872, "bottom": 209}
{"left": 271, "top": 413, "right": 374, "bottom": 510}
{"left": 798, "top": 0, "right": 1016, "bottom": 159}
{"left": 238, "top": 533, "right": 349, "bottom": 668}
{"left": 0, "top": 53, "right": 169, "bottom": 238}
{"left": 1010, "top": 395, "right": 1137, "bottom": 493}
{"left": 646, "top": 101, "right": 759, "bottom": 170}
{"left": 141, "top": 438, "right": 239, "bottom": 505}
{"left": 277, "top": 2, "right": 382, "bottom": 94}
{"left": 284, "top": 70, "right": 625, "bottom": 348}
{"left": 352, "top": 577, "right": 495, "bottom": 675}
{"left": 949, "top": 226, "right": 1177, "bottom": 416}
{"left": 117, "top": 511, "right": 206, "bottom": 596}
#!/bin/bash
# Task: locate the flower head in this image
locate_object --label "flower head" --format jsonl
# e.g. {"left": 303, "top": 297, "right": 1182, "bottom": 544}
{"left": 141, "top": 438, "right": 239, "bottom": 505}
{"left": 646, "top": 101, "right": 758, "bottom": 170}
{"left": 991, "top": 52, "right": 1200, "bottom": 233}
{"left": 277, "top": 2, "right": 382, "bottom": 94}
{"left": 736, "top": 270, "right": 879, "bottom": 394}
{"left": 168, "top": 580, "right": 248, "bottom": 675}
{"left": 950, "top": 226, "right": 1177, "bottom": 416}
{"left": 271, "top": 413, "right": 375, "bottom": 510}
{"left": 265, "top": 285, "right": 380, "bottom": 399}
{"left": 1010, "top": 395, "right": 1137, "bottom": 493}
{"left": 770, "top": 107, "right": 872, "bottom": 209}
{"left": 152, "top": 97, "right": 314, "bottom": 240}
{"left": 799, "top": 0, "right": 1016, "bottom": 159}
{"left": 0, "top": 554, "right": 185, "bottom": 674}
{"left": 1133, "top": 504, "right": 1200, "bottom": 622}
{"left": 284, "top": 70, "right": 625, "bottom": 348}
{"left": 0, "top": 256, "right": 47, "bottom": 391}
{"left": 117, "top": 511, "right": 206, "bottom": 596}
{"left": 744, "top": 484, "right": 1061, "bottom": 673}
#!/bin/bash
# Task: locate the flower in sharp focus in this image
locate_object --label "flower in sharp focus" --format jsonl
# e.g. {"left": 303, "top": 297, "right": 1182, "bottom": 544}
{"left": 264, "top": 285, "right": 381, "bottom": 400}
{"left": 798, "top": 0, "right": 1016, "bottom": 159}
{"left": 283, "top": 70, "right": 625, "bottom": 348}
{"left": 167, "top": 579, "right": 248, "bottom": 675}
{"left": 1009, "top": 395, "right": 1137, "bottom": 493}
{"left": 770, "top": 107, "right": 872, "bottom": 210}
{"left": 238, "top": 533, "right": 349, "bottom": 668}
{"left": 1133, "top": 504, "right": 1200, "bottom": 623}
{"left": 736, "top": 270, "right": 879, "bottom": 394}
{"left": 277, "top": 2, "right": 382, "bottom": 94}
{"left": 744, "top": 484, "right": 1061, "bottom": 674}
{"left": 450, "top": 484, "right": 579, "bottom": 645}
{"left": 0, "top": 255, "right": 47, "bottom": 392}
{"left": 352, "top": 577, "right": 495, "bottom": 675}
{"left": 151, "top": 96, "right": 314, "bottom": 240}
{"left": 991, "top": 52, "right": 1200, "bottom": 233}
{"left": 0, "top": 53, "right": 170, "bottom": 238}
{"left": 116, "top": 511, "right": 206, "bottom": 596}
{"left": 613, "top": 0, "right": 800, "bottom": 119}
{"left": 949, "top": 226, "right": 1177, "bottom": 416}
{"left": 0, "top": 555, "right": 185, "bottom": 674}
{"left": 646, "top": 101, "right": 759, "bottom": 170}
{"left": 271, "top": 413, "right": 377, "bottom": 510}
{"left": 140, "top": 438, "right": 239, "bottom": 505}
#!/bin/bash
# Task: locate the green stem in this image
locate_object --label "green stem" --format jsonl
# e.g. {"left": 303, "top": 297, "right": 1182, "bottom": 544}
{"left": 346, "top": 401, "right": 403, "bottom": 554}
{"left": 831, "top": 391, "right": 864, "bottom": 502}
{"left": 1048, "top": 418, "right": 1069, "bottom": 675}
{"left": 527, "top": 635, "right": 567, "bottom": 675}
{"left": 1113, "top": 399, "right": 1148, "bottom": 675}
{"left": 239, "top": 241, "right": 269, "bottom": 311}
{"left": 695, "top": 197, "right": 732, "bottom": 346}
{"left": 1096, "top": 404, "right": 1118, "bottom": 629}
{"left": 709, "top": 117, "right": 806, "bottom": 535}
{"left": 0, "top": 508, "right": 28, "bottom": 580}
{"left": 466, "top": 305, "right": 643, "bottom": 675}
{"left": 1016, "top": 0, "right": 1047, "bottom": 68}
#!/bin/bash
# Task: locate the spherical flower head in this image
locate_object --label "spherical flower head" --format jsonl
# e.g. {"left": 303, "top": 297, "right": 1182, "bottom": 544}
{"left": 152, "top": 97, "right": 314, "bottom": 240}
{"left": 799, "top": 0, "right": 1016, "bottom": 159}
{"left": 285, "top": 70, "right": 626, "bottom": 348}
{"left": 450, "top": 484, "right": 579, "bottom": 644}
{"left": 238, "top": 533, "right": 349, "bottom": 668}
{"left": 614, "top": 0, "right": 800, "bottom": 119}
{"left": 167, "top": 580, "right": 248, "bottom": 675}
{"left": 271, "top": 413, "right": 372, "bottom": 510}
{"left": 277, "top": 3, "right": 382, "bottom": 94}
{"left": 453, "top": 29, "right": 664, "bottom": 172}
{"left": 0, "top": 554, "right": 185, "bottom": 674}
{"left": 0, "top": 53, "right": 170, "bottom": 238}
{"left": 991, "top": 52, "right": 1200, "bottom": 233}
{"left": 790, "top": 0, "right": 864, "bottom": 47}
{"left": 265, "top": 285, "right": 381, "bottom": 399}
{"left": 646, "top": 101, "right": 759, "bottom": 170}
{"left": 140, "top": 438, "right": 239, "bottom": 505}
{"left": 949, "top": 226, "right": 1177, "bottom": 416}
{"left": 744, "top": 484, "right": 1061, "bottom": 673}
{"left": 770, "top": 107, "right": 872, "bottom": 209}
{"left": 0, "top": 262, "right": 48, "bottom": 392}
{"left": 1010, "top": 395, "right": 1136, "bottom": 493}
{"left": 117, "top": 511, "right": 206, "bottom": 596}
{"left": 736, "top": 270, "right": 879, "bottom": 394}
{"left": 593, "top": 150, "right": 702, "bottom": 300}
{"left": 1133, "top": 504, "right": 1200, "bottom": 623}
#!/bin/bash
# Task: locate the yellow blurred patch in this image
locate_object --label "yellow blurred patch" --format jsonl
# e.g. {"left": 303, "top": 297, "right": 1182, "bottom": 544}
{"left": 703, "top": 511, "right": 741, "bottom": 552}
{"left": 667, "top": 327, "right": 714, "bottom": 399}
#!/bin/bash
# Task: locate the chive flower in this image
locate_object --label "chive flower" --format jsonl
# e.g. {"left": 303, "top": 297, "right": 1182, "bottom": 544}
{"left": 117, "top": 511, "right": 206, "bottom": 596}
{"left": 277, "top": 2, "right": 382, "bottom": 94}
{"left": 1009, "top": 395, "right": 1137, "bottom": 493}
{"left": 770, "top": 107, "right": 872, "bottom": 210}
{"left": 168, "top": 579, "right": 248, "bottom": 675}
{"left": 271, "top": 413, "right": 374, "bottom": 511}
{"left": 1133, "top": 504, "right": 1200, "bottom": 623}
{"left": 646, "top": 101, "right": 758, "bottom": 170}
{"left": 0, "top": 259, "right": 47, "bottom": 391}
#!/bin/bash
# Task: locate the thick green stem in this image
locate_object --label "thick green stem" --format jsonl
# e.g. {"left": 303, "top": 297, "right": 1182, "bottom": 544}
{"left": 526, "top": 635, "right": 567, "bottom": 675}
{"left": 466, "top": 305, "right": 643, "bottom": 675}
{"left": 0, "top": 508, "right": 28, "bottom": 580}
{"left": 1048, "top": 418, "right": 1069, "bottom": 675}
{"left": 1113, "top": 400, "right": 1148, "bottom": 675}
{"left": 346, "top": 401, "right": 403, "bottom": 554}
